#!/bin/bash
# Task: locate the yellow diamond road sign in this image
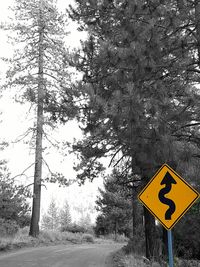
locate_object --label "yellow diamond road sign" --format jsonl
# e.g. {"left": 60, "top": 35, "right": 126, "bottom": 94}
{"left": 138, "top": 164, "right": 199, "bottom": 230}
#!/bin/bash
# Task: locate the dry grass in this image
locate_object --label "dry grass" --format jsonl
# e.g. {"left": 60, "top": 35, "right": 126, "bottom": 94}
{"left": 112, "top": 248, "right": 163, "bottom": 267}
{"left": 123, "top": 254, "right": 149, "bottom": 266}
{"left": 0, "top": 228, "right": 95, "bottom": 252}
{"left": 119, "top": 252, "right": 200, "bottom": 267}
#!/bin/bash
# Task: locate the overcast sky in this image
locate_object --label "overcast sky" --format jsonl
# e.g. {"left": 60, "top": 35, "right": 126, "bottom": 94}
{"left": 0, "top": 0, "right": 104, "bottom": 223}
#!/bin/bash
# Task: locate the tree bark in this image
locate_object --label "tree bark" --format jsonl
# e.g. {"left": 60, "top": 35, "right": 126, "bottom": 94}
{"left": 143, "top": 206, "right": 156, "bottom": 259}
{"left": 29, "top": 3, "right": 45, "bottom": 237}
{"left": 114, "top": 220, "right": 118, "bottom": 241}
{"left": 195, "top": 1, "right": 200, "bottom": 66}
{"left": 131, "top": 185, "right": 137, "bottom": 237}
{"left": 131, "top": 157, "right": 137, "bottom": 237}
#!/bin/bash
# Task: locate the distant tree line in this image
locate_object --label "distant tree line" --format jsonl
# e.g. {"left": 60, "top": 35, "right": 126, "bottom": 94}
{"left": 41, "top": 198, "right": 72, "bottom": 231}
{"left": 41, "top": 197, "right": 93, "bottom": 234}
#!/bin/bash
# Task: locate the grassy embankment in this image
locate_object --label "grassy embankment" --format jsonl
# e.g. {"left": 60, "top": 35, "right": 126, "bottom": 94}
{"left": 0, "top": 227, "right": 94, "bottom": 252}
{"left": 113, "top": 247, "right": 200, "bottom": 267}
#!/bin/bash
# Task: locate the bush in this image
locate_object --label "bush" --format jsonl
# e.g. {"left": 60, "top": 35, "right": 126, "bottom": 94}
{"left": 16, "top": 226, "right": 30, "bottom": 236}
{"left": 0, "top": 238, "right": 12, "bottom": 251}
{"left": 124, "top": 224, "right": 145, "bottom": 255}
{"left": 115, "top": 234, "right": 129, "bottom": 243}
{"left": 39, "top": 230, "right": 63, "bottom": 243}
{"left": 123, "top": 254, "right": 150, "bottom": 267}
{"left": 12, "top": 235, "right": 37, "bottom": 246}
{"left": 0, "top": 218, "right": 19, "bottom": 236}
{"left": 0, "top": 228, "right": 95, "bottom": 253}
{"left": 81, "top": 234, "right": 94, "bottom": 243}
{"left": 39, "top": 230, "right": 83, "bottom": 244}
{"left": 61, "top": 223, "right": 86, "bottom": 233}
{"left": 61, "top": 231, "right": 82, "bottom": 243}
{"left": 17, "top": 215, "right": 31, "bottom": 228}
{"left": 174, "top": 210, "right": 200, "bottom": 260}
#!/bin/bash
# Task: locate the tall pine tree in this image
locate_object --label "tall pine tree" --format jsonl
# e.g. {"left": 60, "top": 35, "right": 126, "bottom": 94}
{"left": 68, "top": 0, "right": 200, "bottom": 259}
{"left": 59, "top": 200, "right": 72, "bottom": 230}
{"left": 4, "top": 0, "right": 74, "bottom": 237}
{"left": 41, "top": 197, "right": 59, "bottom": 230}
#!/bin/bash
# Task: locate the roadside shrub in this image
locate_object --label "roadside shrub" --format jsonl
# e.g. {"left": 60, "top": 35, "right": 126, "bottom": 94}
{"left": 0, "top": 218, "right": 19, "bottom": 236}
{"left": 0, "top": 228, "right": 96, "bottom": 253}
{"left": 84, "top": 225, "right": 95, "bottom": 235}
{"left": 81, "top": 233, "right": 94, "bottom": 243}
{"left": 61, "top": 223, "right": 85, "bottom": 233}
{"left": 123, "top": 254, "right": 149, "bottom": 267}
{"left": 174, "top": 210, "right": 200, "bottom": 260}
{"left": 115, "top": 234, "right": 129, "bottom": 243}
{"left": 17, "top": 214, "right": 31, "bottom": 228}
{"left": 0, "top": 238, "right": 12, "bottom": 251}
{"left": 39, "top": 230, "right": 84, "bottom": 244}
{"left": 16, "top": 226, "right": 30, "bottom": 236}
{"left": 13, "top": 226, "right": 37, "bottom": 246}
{"left": 176, "top": 258, "right": 200, "bottom": 267}
{"left": 61, "top": 231, "right": 82, "bottom": 243}
{"left": 104, "top": 233, "right": 128, "bottom": 243}
{"left": 124, "top": 224, "right": 145, "bottom": 255}
{"left": 12, "top": 235, "right": 37, "bottom": 246}
{"left": 39, "top": 230, "right": 63, "bottom": 243}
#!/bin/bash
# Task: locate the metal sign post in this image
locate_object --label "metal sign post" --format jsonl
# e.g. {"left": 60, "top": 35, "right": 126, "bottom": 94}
{"left": 167, "top": 230, "right": 174, "bottom": 267}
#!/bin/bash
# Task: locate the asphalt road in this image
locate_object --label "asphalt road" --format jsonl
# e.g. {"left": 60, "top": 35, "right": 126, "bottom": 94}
{"left": 0, "top": 242, "right": 123, "bottom": 267}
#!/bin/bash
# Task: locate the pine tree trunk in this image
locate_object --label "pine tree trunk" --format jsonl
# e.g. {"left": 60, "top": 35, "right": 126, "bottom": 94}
{"left": 131, "top": 185, "right": 137, "bottom": 237}
{"left": 195, "top": 0, "right": 200, "bottom": 65}
{"left": 130, "top": 157, "right": 137, "bottom": 238}
{"left": 114, "top": 220, "right": 118, "bottom": 241}
{"left": 29, "top": 4, "right": 45, "bottom": 237}
{"left": 143, "top": 206, "right": 156, "bottom": 259}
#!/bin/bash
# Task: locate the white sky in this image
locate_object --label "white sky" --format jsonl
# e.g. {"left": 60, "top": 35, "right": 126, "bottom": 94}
{"left": 0, "top": 0, "right": 105, "bottom": 223}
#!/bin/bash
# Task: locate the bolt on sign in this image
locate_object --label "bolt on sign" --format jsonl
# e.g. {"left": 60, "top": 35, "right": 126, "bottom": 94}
{"left": 138, "top": 164, "right": 200, "bottom": 230}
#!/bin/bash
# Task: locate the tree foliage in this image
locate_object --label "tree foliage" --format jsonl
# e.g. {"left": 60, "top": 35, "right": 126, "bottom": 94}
{"left": 69, "top": 0, "right": 200, "bottom": 178}
{"left": 41, "top": 197, "right": 59, "bottom": 230}
{"left": 95, "top": 170, "right": 132, "bottom": 237}
{"left": 174, "top": 201, "right": 200, "bottom": 260}
{"left": 68, "top": 0, "right": 200, "bottom": 259}
{"left": 59, "top": 199, "right": 72, "bottom": 230}
{"left": 0, "top": 164, "right": 31, "bottom": 228}
{"left": 5, "top": 0, "right": 74, "bottom": 119}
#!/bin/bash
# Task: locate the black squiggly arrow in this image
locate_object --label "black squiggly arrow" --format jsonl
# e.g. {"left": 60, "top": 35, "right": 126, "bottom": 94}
{"left": 158, "top": 171, "right": 177, "bottom": 220}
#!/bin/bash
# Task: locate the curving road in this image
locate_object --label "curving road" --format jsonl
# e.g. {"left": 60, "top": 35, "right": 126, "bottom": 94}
{"left": 0, "top": 241, "right": 123, "bottom": 267}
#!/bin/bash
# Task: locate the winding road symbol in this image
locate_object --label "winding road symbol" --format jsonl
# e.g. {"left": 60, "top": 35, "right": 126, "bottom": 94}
{"left": 138, "top": 164, "right": 199, "bottom": 230}
{"left": 158, "top": 171, "right": 177, "bottom": 220}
